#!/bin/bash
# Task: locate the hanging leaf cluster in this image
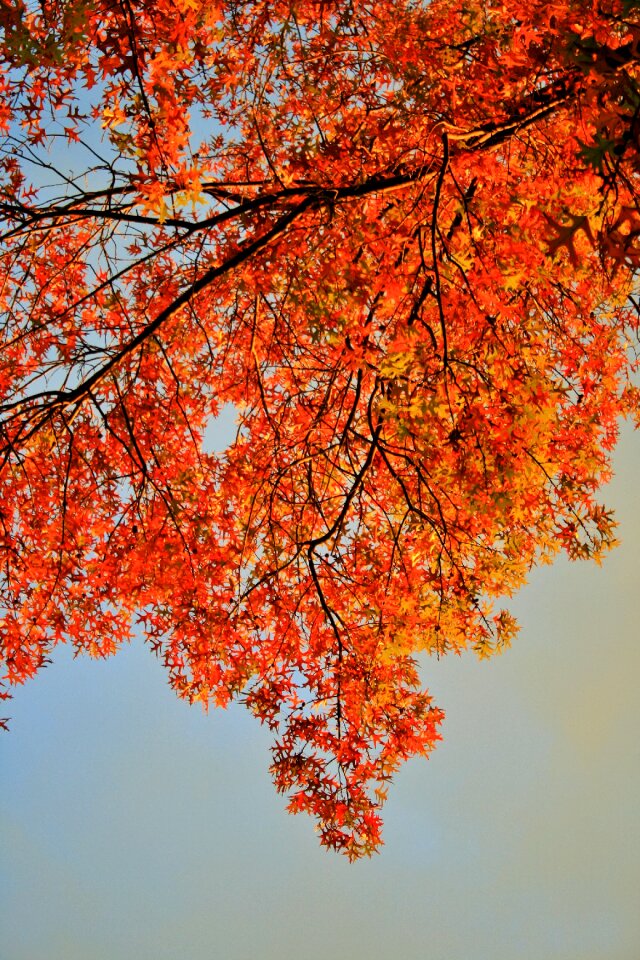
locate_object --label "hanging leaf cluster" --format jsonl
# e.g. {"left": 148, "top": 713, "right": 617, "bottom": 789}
{"left": 0, "top": 0, "right": 638, "bottom": 856}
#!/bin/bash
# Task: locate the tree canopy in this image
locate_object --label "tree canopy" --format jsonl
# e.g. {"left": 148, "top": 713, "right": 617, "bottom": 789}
{"left": 1, "top": 0, "right": 638, "bottom": 856}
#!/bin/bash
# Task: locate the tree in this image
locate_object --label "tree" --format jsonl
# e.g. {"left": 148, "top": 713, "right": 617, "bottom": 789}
{"left": 0, "top": 0, "right": 638, "bottom": 857}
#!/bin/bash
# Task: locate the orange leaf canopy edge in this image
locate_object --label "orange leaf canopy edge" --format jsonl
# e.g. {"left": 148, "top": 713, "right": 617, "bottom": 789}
{"left": 0, "top": 0, "right": 638, "bottom": 857}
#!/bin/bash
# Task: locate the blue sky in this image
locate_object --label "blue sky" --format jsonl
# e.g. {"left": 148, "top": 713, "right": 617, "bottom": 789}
{"left": 1, "top": 420, "right": 639, "bottom": 960}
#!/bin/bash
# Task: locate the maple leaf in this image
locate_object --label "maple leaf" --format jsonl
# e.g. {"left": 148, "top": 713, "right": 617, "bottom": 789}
{"left": 0, "top": 0, "right": 638, "bottom": 857}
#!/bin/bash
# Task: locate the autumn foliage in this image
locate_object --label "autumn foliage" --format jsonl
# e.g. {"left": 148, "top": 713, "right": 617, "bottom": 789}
{"left": 1, "top": 0, "right": 639, "bottom": 856}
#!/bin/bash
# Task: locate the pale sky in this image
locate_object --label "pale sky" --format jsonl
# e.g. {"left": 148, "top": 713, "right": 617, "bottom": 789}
{"left": 1, "top": 421, "right": 639, "bottom": 960}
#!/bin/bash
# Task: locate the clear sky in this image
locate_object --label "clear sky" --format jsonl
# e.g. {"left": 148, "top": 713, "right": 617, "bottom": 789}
{"left": 1, "top": 421, "right": 639, "bottom": 960}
